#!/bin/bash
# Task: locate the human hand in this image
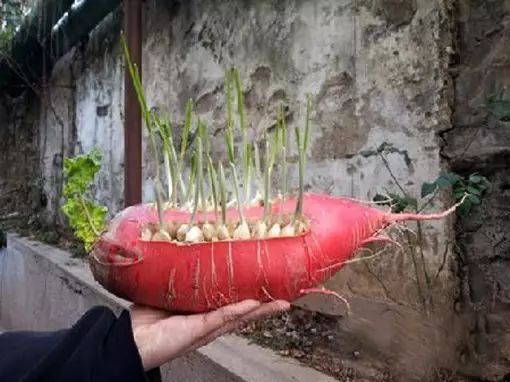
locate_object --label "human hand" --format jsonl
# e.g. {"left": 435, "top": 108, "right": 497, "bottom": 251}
{"left": 130, "top": 299, "right": 290, "bottom": 370}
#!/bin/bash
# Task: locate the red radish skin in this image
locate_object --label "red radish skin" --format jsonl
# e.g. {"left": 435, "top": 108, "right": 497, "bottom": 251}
{"left": 89, "top": 193, "right": 457, "bottom": 313}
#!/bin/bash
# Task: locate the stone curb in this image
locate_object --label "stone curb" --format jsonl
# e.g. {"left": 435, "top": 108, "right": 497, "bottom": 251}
{"left": 0, "top": 234, "right": 336, "bottom": 382}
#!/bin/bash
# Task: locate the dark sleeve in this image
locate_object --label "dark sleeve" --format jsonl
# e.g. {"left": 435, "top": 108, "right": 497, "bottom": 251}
{"left": 0, "top": 306, "right": 147, "bottom": 382}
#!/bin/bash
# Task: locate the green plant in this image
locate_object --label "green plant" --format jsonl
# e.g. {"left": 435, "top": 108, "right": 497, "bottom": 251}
{"left": 262, "top": 129, "right": 278, "bottom": 224}
{"left": 0, "top": 0, "right": 28, "bottom": 53}
{"left": 121, "top": 33, "right": 166, "bottom": 232}
{"left": 119, "top": 37, "right": 314, "bottom": 242}
{"left": 373, "top": 192, "right": 417, "bottom": 213}
{"left": 294, "top": 95, "right": 312, "bottom": 222}
{"left": 485, "top": 97, "right": 510, "bottom": 122}
{"left": 373, "top": 171, "right": 490, "bottom": 218}
{"left": 421, "top": 172, "right": 490, "bottom": 217}
{"left": 61, "top": 148, "right": 108, "bottom": 252}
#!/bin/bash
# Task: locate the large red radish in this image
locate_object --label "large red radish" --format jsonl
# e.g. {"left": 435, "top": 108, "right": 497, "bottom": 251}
{"left": 89, "top": 193, "right": 458, "bottom": 313}
{"left": 82, "top": 54, "right": 461, "bottom": 314}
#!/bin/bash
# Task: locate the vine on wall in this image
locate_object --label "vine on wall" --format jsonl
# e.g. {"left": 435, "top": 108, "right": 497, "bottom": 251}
{"left": 0, "top": 0, "right": 30, "bottom": 52}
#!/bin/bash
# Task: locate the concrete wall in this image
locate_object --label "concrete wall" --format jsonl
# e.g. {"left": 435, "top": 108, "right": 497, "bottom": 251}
{"left": 1, "top": 0, "right": 487, "bottom": 379}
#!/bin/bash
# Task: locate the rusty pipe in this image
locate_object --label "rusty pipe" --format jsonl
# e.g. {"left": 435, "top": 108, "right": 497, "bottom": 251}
{"left": 123, "top": 0, "right": 143, "bottom": 207}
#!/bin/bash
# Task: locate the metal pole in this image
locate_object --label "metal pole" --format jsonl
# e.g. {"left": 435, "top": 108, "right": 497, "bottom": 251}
{"left": 123, "top": 0, "right": 142, "bottom": 207}
{"left": 123, "top": 2, "right": 161, "bottom": 379}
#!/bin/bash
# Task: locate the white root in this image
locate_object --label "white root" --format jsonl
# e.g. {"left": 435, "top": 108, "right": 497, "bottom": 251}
{"left": 202, "top": 222, "right": 216, "bottom": 241}
{"left": 268, "top": 223, "right": 281, "bottom": 238}
{"left": 233, "top": 221, "right": 251, "bottom": 240}
{"left": 185, "top": 225, "right": 204, "bottom": 243}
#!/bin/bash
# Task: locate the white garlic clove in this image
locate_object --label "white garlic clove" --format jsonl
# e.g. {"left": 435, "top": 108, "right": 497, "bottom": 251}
{"left": 268, "top": 223, "right": 281, "bottom": 238}
{"left": 152, "top": 230, "right": 172, "bottom": 242}
{"left": 164, "top": 221, "right": 178, "bottom": 239}
{"left": 185, "top": 226, "right": 204, "bottom": 243}
{"left": 253, "top": 221, "right": 267, "bottom": 238}
{"left": 280, "top": 223, "right": 296, "bottom": 237}
{"left": 141, "top": 226, "right": 153, "bottom": 241}
{"left": 233, "top": 221, "right": 251, "bottom": 240}
{"left": 217, "top": 224, "right": 231, "bottom": 240}
{"left": 176, "top": 224, "right": 189, "bottom": 242}
{"left": 202, "top": 223, "right": 217, "bottom": 241}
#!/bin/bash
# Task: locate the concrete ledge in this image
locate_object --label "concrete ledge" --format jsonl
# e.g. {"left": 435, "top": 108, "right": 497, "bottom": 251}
{"left": 0, "top": 234, "right": 336, "bottom": 382}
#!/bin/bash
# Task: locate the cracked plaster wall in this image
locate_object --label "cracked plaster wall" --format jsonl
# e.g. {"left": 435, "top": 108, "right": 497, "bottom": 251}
{"left": 2, "top": 0, "right": 466, "bottom": 379}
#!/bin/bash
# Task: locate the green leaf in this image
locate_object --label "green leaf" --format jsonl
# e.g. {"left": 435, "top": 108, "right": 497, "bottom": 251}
{"left": 303, "top": 95, "right": 312, "bottom": 154}
{"left": 467, "top": 194, "right": 481, "bottom": 205}
{"left": 61, "top": 148, "right": 108, "bottom": 252}
{"left": 230, "top": 162, "right": 245, "bottom": 223}
{"left": 392, "top": 200, "right": 408, "bottom": 213}
{"left": 477, "top": 183, "right": 488, "bottom": 193}
{"left": 218, "top": 161, "right": 228, "bottom": 223}
{"left": 181, "top": 99, "right": 193, "bottom": 168}
{"left": 121, "top": 33, "right": 165, "bottom": 226}
{"left": 469, "top": 174, "right": 490, "bottom": 194}
{"left": 121, "top": 34, "right": 152, "bottom": 133}
{"left": 387, "top": 192, "right": 415, "bottom": 213}
{"left": 486, "top": 98, "right": 510, "bottom": 121}
{"left": 253, "top": 142, "right": 262, "bottom": 189}
{"left": 185, "top": 153, "right": 197, "bottom": 203}
{"left": 407, "top": 197, "right": 418, "bottom": 210}
{"left": 207, "top": 155, "right": 219, "bottom": 215}
{"left": 466, "top": 186, "right": 481, "bottom": 196}
{"left": 233, "top": 67, "right": 246, "bottom": 133}
{"left": 458, "top": 198, "right": 472, "bottom": 217}
{"left": 453, "top": 190, "right": 466, "bottom": 201}
{"left": 373, "top": 192, "right": 415, "bottom": 213}
{"left": 62, "top": 148, "right": 103, "bottom": 197}
{"left": 295, "top": 126, "right": 302, "bottom": 154}
{"left": 444, "top": 172, "right": 462, "bottom": 185}
{"left": 468, "top": 174, "right": 484, "bottom": 184}
{"left": 453, "top": 184, "right": 466, "bottom": 195}
{"left": 421, "top": 181, "right": 437, "bottom": 197}
{"left": 224, "top": 69, "right": 235, "bottom": 164}
{"left": 436, "top": 175, "right": 453, "bottom": 189}
{"left": 280, "top": 103, "right": 287, "bottom": 147}
{"left": 373, "top": 193, "right": 390, "bottom": 203}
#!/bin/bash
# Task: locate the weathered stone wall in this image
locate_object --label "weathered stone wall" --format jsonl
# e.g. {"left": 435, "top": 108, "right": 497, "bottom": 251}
{"left": 0, "top": 93, "right": 44, "bottom": 222}
{"left": 443, "top": 1, "right": 510, "bottom": 380}
{"left": 141, "top": 0, "right": 455, "bottom": 314}
{"left": 36, "top": 10, "right": 125, "bottom": 223}
{"left": 0, "top": 0, "right": 476, "bottom": 379}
